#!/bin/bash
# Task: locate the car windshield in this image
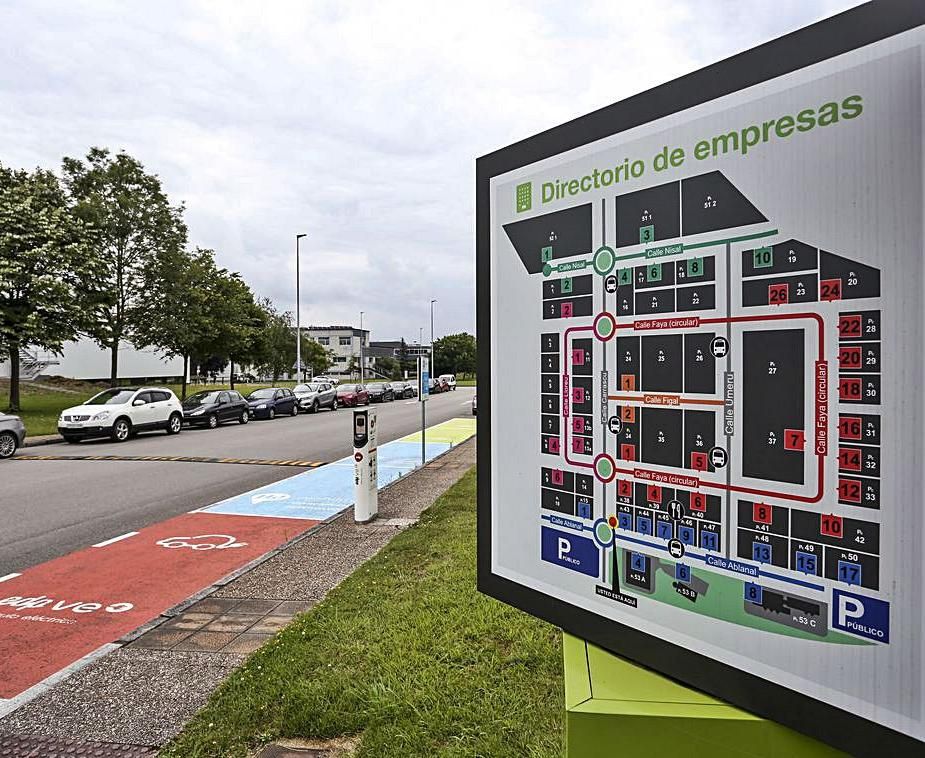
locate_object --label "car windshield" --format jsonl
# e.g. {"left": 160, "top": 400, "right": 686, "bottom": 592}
{"left": 185, "top": 391, "right": 220, "bottom": 405}
{"left": 295, "top": 384, "right": 320, "bottom": 393}
{"left": 338, "top": 384, "right": 358, "bottom": 392}
{"left": 86, "top": 389, "right": 136, "bottom": 405}
{"left": 367, "top": 383, "right": 384, "bottom": 390}
{"left": 248, "top": 389, "right": 276, "bottom": 399}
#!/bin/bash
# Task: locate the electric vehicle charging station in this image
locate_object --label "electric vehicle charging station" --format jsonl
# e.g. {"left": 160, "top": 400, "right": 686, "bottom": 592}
{"left": 353, "top": 407, "right": 378, "bottom": 523}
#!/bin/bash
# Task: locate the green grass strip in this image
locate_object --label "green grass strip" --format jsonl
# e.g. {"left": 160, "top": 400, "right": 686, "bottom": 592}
{"left": 161, "top": 468, "right": 563, "bottom": 758}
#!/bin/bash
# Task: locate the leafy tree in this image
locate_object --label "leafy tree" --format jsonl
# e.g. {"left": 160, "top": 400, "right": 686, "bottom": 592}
{"left": 209, "top": 273, "right": 266, "bottom": 390}
{"left": 134, "top": 246, "right": 220, "bottom": 399}
{"left": 253, "top": 299, "right": 296, "bottom": 383}
{"left": 300, "top": 336, "right": 332, "bottom": 378}
{"left": 62, "top": 147, "right": 187, "bottom": 386}
{"left": 433, "top": 332, "right": 476, "bottom": 377}
{"left": 376, "top": 355, "right": 401, "bottom": 380}
{"left": 0, "top": 164, "right": 101, "bottom": 411}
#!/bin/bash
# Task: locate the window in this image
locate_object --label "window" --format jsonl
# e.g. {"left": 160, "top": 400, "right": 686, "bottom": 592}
{"left": 317, "top": 336, "right": 330, "bottom": 345}
{"left": 339, "top": 336, "right": 352, "bottom": 346}
{"left": 152, "top": 391, "right": 171, "bottom": 403}
{"left": 335, "top": 356, "right": 347, "bottom": 363}
{"left": 218, "top": 392, "right": 230, "bottom": 404}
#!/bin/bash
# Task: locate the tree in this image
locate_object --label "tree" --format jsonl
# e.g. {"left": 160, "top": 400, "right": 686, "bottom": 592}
{"left": 433, "top": 332, "right": 476, "bottom": 376}
{"left": 253, "top": 300, "right": 296, "bottom": 383}
{"left": 300, "top": 336, "right": 331, "bottom": 378}
{"left": 133, "top": 246, "right": 221, "bottom": 399}
{"left": 376, "top": 355, "right": 401, "bottom": 380}
{"left": 207, "top": 273, "right": 266, "bottom": 390}
{"left": 0, "top": 164, "right": 101, "bottom": 411}
{"left": 62, "top": 147, "right": 187, "bottom": 386}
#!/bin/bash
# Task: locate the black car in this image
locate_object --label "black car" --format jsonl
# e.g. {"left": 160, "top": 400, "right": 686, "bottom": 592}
{"left": 366, "top": 382, "right": 395, "bottom": 402}
{"left": 183, "top": 390, "right": 250, "bottom": 428}
{"left": 391, "top": 381, "right": 416, "bottom": 399}
{"left": 246, "top": 387, "right": 299, "bottom": 419}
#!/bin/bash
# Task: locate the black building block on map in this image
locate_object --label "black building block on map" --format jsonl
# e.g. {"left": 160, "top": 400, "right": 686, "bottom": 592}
{"left": 823, "top": 548, "right": 879, "bottom": 591}
{"left": 675, "top": 490, "right": 723, "bottom": 522}
{"left": 543, "top": 295, "right": 594, "bottom": 319}
{"left": 635, "top": 262, "right": 676, "bottom": 290}
{"left": 681, "top": 171, "right": 767, "bottom": 236}
{"left": 684, "top": 410, "right": 716, "bottom": 471}
{"left": 616, "top": 181, "right": 680, "bottom": 247}
{"left": 675, "top": 255, "right": 715, "bottom": 284}
{"left": 542, "top": 487, "right": 575, "bottom": 515}
{"left": 634, "top": 482, "right": 675, "bottom": 510}
{"left": 541, "top": 414, "right": 560, "bottom": 435}
{"left": 676, "top": 284, "right": 716, "bottom": 312}
{"left": 684, "top": 333, "right": 716, "bottom": 393}
{"left": 737, "top": 500, "right": 789, "bottom": 535}
{"left": 571, "top": 376, "right": 594, "bottom": 415}
{"left": 616, "top": 336, "right": 640, "bottom": 389}
{"left": 641, "top": 407, "right": 683, "bottom": 467}
{"left": 742, "top": 239, "right": 818, "bottom": 278}
{"left": 790, "top": 510, "right": 880, "bottom": 554}
{"left": 503, "top": 204, "right": 592, "bottom": 274}
{"left": 541, "top": 467, "right": 575, "bottom": 492}
{"left": 616, "top": 285, "right": 634, "bottom": 316}
{"left": 541, "top": 394, "right": 559, "bottom": 414}
{"left": 541, "top": 333, "right": 560, "bottom": 352}
{"left": 837, "top": 310, "right": 880, "bottom": 341}
{"left": 820, "top": 250, "right": 880, "bottom": 300}
{"left": 742, "top": 273, "right": 818, "bottom": 307}
{"left": 838, "top": 413, "right": 881, "bottom": 445}
{"left": 543, "top": 274, "right": 593, "bottom": 299}
{"left": 642, "top": 334, "right": 683, "bottom": 392}
{"left": 635, "top": 288, "right": 675, "bottom": 315}
{"left": 571, "top": 338, "right": 593, "bottom": 376}
{"left": 742, "top": 329, "right": 805, "bottom": 485}
{"left": 737, "top": 530, "right": 788, "bottom": 568}
{"left": 541, "top": 353, "right": 560, "bottom": 373}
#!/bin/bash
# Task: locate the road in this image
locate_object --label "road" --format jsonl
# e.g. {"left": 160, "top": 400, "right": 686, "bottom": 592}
{"left": 0, "top": 388, "right": 475, "bottom": 576}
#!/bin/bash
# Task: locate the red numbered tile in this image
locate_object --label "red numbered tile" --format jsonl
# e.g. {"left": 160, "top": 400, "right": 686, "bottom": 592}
{"left": 820, "top": 513, "right": 844, "bottom": 537}
{"left": 838, "top": 345, "right": 862, "bottom": 370}
{"left": 690, "top": 452, "right": 708, "bottom": 471}
{"left": 620, "top": 444, "right": 636, "bottom": 461}
{"left": 839, "top": 377, "right": 862, "bottom": 401}
{"left": 571, "top": 348, "right": 585, "bottom": 366}
{"left": 753, "top": 502, "right": 773, "bottom": 525}
{"left": 548, "top": 437, "right": 560, "bottom": 454}
{"left": 551, "top": 469, "right": 564, "bottom": 486}
{"left": 572, "top": 438, "right": 584, "bottom": 454}
{"left": 838, "top": 314, "right": 862, "bottom": 338}
{"left": 560, "top": 302, "right": 574, "bottom": 318}
{"left": 839, "top": 416, "right": 862, "bottom": 441}
{"left": 621, "top": 374, "right": 636, "bottom": 391}
{"left": 620, "top": 406, "right": 636, "bottom": 423}
{"left": 838, "top": 447, "right": 862, "bottom": 472}
{"left": 820, "top": 278, "right": 842, "bottom": 301}
{"left": 768, "top": 283, "right": 789, "bottom": 304}
{"left": 838, "top": 478, "right": 862, "bottom": 503}
{"left": 572, "top": 387, "right": 585, "bottom": 403}
{"left": 618, "top": 479, "right": 633, "bottom": 498}
{"left": 690, "top": 493, "right": 707, "bottom": 512}
{"left": 646, "top": 484, "right": 662, "bottom": 503}
{"left": 783, "top": 429, "right": 805, "bottom": 451}
{"left": 572, "top": 417, "right": 585, "bottom": 434}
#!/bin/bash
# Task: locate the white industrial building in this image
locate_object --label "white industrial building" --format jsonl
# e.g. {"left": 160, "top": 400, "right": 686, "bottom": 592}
{"left": 303, "top": 325, "right": 372, "bottom": 377}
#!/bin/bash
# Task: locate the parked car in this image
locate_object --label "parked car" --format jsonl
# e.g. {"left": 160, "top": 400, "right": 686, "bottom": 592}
{"left": 315, "top": 375, "right": 339, "bottom": 386}
{"left": 182, "top": 389, "right": 249, "bottom": 428}
{"left": 232, "top": 372, "right": 256, "bottom": 383}
{"left": 391, "top": 381, "right": 416, "bottom": 399}
{"left": 336, "top": 383, "right": 369, "bottom": 407}
{"left": 366, "top": 382, "right": 395, "bottom": 402}
{"left": 58, "top": 387, "right": 184, "bottom": 443}
{"left": 0, "top": 413, "right": 26, "bottom": 459}
{"left": 294, "top": 382, "right": 338, "bottom": 412}
{"left": 428, "top": 377, "right": 441, "bottom": 394}
{"left": 472, "top": 393, "right": 477, "bottom": 416}
{"left": 439, "top": 374, "right": 457, "bottom": 391}
{"left": 245, "top": 387, "right": 299, "bottom": 419}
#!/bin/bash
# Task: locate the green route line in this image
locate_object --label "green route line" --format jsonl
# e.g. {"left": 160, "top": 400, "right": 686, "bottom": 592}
{"left": 545, "top": 228, "right": 779, "bottom": 274}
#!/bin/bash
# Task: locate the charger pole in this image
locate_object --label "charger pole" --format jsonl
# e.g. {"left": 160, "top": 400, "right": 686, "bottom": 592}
{"left": 419, "top": 354, "right": 430, "bottom": 465}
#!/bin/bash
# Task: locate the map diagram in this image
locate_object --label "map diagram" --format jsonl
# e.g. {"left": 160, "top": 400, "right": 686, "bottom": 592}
{"left": 504, "top": 170, "right": 884, "bottom": 644}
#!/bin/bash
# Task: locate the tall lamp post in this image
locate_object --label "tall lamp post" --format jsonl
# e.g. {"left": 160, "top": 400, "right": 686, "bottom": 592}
{"left": 359, "top": 311, "right": 365, "bottom": 382}
{"left": 430, "top": 299, "right": 437, "bottom": 366}
{"left": 295, "top": 233, "right": 307, "bottom": 381}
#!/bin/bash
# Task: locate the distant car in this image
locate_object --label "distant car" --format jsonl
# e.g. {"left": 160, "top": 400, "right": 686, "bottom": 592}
{"left": 336, "top": 383, "right": 369, "bottom": 407}
{"left": 366, "top": 382, "right": 395, "bottom": 402}
{"left": 391, "top": 381, "right": 416, "bottom": 399}
{"left": 183, "top": 390, "right": 250, "bottom": 428}
{"left": 58, "top": 387, "right": 184, "bottom": 443}
{"left": 0, "top": 414, "right": 26, "bottom": 459}
{"left": 232, "top": 372, "right": 256, "bottom": 383}
{"left": 245, "top": 387, "right": 299, "bottom": 419}
{"left": 439, "top": 374, "right": 457, "bottom": 391}
{"left": 315, "top": 375, "right": 339, "bottom": 386}
{"left": 472, "top": 393, "right": 477, "bottom": 416}
{"left": 294, "top": 382, "right": 338, "bottom": 413}
{"left": 428, "top": 377, "right": 441, "bottom": 394}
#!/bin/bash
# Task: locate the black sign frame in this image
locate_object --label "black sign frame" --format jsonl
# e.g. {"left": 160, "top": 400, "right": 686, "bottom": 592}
{"left": 476, "top": 3, "right": 924, "bottom": 756}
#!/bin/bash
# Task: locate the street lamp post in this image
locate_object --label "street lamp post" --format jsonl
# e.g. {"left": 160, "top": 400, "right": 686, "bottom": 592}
{"left": 359, "top": 311, "right": 364, "bottom": 383}
{"left": 295, "top": 233, "right": 307, "bottom": 381}
{"left": 430, "top": 299, "right": 437, "bottom": 365}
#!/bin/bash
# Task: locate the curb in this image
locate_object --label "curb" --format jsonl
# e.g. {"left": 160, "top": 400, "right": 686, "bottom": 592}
{"left": 23, "top": 435, "right": 63, "bottom": 448}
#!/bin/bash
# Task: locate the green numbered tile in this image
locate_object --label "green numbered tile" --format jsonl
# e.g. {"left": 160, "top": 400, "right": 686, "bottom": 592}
{"left": 639, "top": 224, "right": 654, "bottom": 244}
{"left": 646, "top": 263, "right": 662, "bottom": 282}
{"left": 541, "top": 245, "right": 553, "bottom": 263}
{"left": 753, "top": 246, "right": 773, "bottom": 269}
{"left": 617, "top": 267, "right": 632, "bottom": 286}
{"left": 687, "top": 256, "right": 703, "bottom": 277}
{"left": 561, "top": 277, "right": 573, "bottom": 293}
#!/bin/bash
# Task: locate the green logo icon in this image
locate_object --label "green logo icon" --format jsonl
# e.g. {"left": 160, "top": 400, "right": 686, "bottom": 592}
{"left": 516, "top": 182, "right": 532, "bottom": 213}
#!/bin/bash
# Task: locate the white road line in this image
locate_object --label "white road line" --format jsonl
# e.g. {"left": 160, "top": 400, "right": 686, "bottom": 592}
{"left": 92, "top": 531, "right": 139, "bottom": 548}
{"left": 0, "top": 573, "right": 21, "bottom": 583}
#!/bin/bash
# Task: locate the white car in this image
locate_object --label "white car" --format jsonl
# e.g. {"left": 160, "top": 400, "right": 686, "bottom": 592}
{"left": 439, "top": 374, "right": 457, "bottom": 390}
{"left": 58, "top": 387, "right": 184, "bottom": 443}
{"left": 314, "top": 375, "right": 339, "bottom": 386}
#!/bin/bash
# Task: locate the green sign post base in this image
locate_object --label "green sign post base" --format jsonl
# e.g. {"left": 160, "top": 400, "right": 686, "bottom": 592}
{"left": 563, "top": 634, "right": 847, "bottom": 758}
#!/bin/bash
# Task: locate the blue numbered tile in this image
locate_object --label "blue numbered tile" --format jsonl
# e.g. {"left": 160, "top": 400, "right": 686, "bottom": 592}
{"left": 636, "top": 516, "right": 653, "bottom": 535}
{"left": 744, "top": 582, "right": 763, "bottom": 604}
{"left": 618, "top": 513, "right": 632, "bottom": 530}
{"left": 630, "top": 552, "right": 647, "bottom": 572}
{"left": 577, "top": 499, "right": 592, "bottom": 520}
{"left": 656, "top": 521, "right": 673, "bottom": 540}
{"left": 795, "top": 550, "right": 818, "bottom": 575}
{"left": 679, "top": 526, "right": 695, "bottom": 546}
{"left": 752, "top": 542, "right": 772, "bottom": 564}
{"left": 675, "top": 563, "right": 691, "bottom": 583}
{"left": 838, "top": 560, "right": 862, "bottom": 586}
{"left": 700, "top": 531, "right": 718, "bottom": 551}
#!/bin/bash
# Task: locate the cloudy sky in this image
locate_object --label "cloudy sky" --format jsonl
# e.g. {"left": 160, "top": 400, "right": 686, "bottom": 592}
{"left": 0, "top": 0, "right": 860, "bottom": 343}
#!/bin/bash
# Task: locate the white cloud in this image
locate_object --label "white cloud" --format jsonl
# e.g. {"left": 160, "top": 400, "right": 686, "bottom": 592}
{"left": 0, "top": 0, "right": 861, "bottom": 341}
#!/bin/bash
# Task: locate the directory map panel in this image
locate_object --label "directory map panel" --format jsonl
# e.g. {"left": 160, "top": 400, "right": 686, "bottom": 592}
{"left": 478, "top": 7, "right": 925, "bottom": 756}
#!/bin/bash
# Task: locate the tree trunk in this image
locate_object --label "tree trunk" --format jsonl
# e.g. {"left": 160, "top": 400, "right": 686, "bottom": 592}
{"left": 181, "top": 354, "right": 189, "bottom": 400}
{"left": 229, "top": 360, "right": 235, "bottom": 390}
{"left": 8, "top": 344, "right": 21, "bottom": 412}
{"left": 109, "top": 339, "right": 119, "bottom": 387}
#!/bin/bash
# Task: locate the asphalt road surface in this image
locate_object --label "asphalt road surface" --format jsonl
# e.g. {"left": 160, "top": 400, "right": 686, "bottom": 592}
{"left": 0, "top": 388, "right": 475, "bottom": 576}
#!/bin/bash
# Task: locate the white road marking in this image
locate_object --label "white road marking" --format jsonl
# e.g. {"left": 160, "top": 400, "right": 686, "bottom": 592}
{"left": 92, "top": 531, "right": 139, "bottom": 548}
{"left": 0, "top": 573, "right": 21, "bottom": 583}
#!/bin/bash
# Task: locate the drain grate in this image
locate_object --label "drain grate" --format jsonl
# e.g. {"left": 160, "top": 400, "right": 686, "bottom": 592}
{"left": 0, "top": 734, "right": 156, "bottom": 757}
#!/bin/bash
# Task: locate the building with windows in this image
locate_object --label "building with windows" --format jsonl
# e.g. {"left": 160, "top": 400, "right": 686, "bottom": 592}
{"left": 304, "top": 325, "right": 372, "bottom": 377}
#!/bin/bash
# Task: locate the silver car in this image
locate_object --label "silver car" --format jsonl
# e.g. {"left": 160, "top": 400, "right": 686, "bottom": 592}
{"left": 293, "top": 382, "right": 338, "bottom": 413}
{"left": 0, "top": 413, "right": 26, "bottom": 459}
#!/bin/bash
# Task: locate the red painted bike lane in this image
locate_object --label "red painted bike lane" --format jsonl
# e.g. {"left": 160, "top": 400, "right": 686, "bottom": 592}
{"left": 0, "top": 511, "right": 313, "bottom": 699}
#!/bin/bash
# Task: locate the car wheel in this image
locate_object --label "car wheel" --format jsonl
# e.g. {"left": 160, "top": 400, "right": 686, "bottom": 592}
{"left": 331, "top": 398, "right": 338, "bottom": 410}
{"left": 0, "top": 431, "right": 17, "bottom": 459}
{"left": 207, "top": 414, "right": 219, "bottom": 429}
{"left": 312, "top": 400, "right": 319, "bottom": 413}
{"left": 64, "top": 437, "right": 80, "bottom": 444}
{"left": 111, "top": 418, "right": 131, "bottom": 442}
{"left": 268, "top": 408, "right": 276, "bottom": 420}
{"left": 365, "top": 397, "right": 370, "bottom": 406}
{"left": 166, "top": 413, "right": 183, "bottom": 435}
{"left": 239, "top": 410, "right": 249, "bottom": 424}
{"left": 291, "top": 403, "right": 299, "bottom": 417}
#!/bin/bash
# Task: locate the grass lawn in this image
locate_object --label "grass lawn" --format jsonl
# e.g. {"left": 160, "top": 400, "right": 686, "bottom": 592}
{"left": 1, "top": 380, "right": 292, "bottom": 437}
{"left": 161, "top": 469, "right": 563, "bottom": 758}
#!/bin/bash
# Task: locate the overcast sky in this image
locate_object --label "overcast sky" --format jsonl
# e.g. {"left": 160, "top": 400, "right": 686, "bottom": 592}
{"left": 0, "top": 0, "right": 860, "bottom": 343}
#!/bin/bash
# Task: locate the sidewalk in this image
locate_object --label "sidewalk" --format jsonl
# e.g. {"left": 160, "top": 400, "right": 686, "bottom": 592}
{"left": 0, "top": 436, "right": 476, "bottom": 752}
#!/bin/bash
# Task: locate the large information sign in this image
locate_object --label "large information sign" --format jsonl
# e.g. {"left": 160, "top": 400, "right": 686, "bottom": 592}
{"left": 476, "top": 4, "right": 925, "bottom": 755}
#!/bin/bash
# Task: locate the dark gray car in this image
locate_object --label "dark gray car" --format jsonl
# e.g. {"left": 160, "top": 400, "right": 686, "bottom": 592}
{"left": 293, "top": 382, "right": 338, "bottom": 413}
{"left": 0, "top": 413, "right": 26, "bottom": 459}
